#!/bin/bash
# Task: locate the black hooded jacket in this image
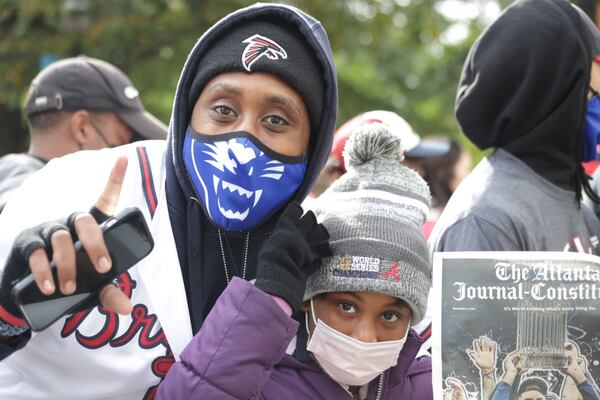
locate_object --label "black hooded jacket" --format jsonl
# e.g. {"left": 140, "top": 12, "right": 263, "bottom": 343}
{"left": 429, "top": 0, "right": 600, "bottom": 256}
{"left": 455, "top": 0, "right": 596, "bottom": 197}
{"left": 164, "top": 4, "right": 338, "bottom": 332}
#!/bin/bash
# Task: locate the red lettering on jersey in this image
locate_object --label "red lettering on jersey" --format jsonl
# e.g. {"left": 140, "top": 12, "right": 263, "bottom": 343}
{"left": 111, "top": 304, "right": 168, "bottom": 349}
{"left": 77, "top": 307, "right": 120, "bottom": 349}
{"left": 60, "top": 272, "right": 174, "bottom": 393}
{"left": 61, "top": 272, "right": 135, "bottom": 344}
{"left": 143, "top": 349, "right": 175, "bottom": 400}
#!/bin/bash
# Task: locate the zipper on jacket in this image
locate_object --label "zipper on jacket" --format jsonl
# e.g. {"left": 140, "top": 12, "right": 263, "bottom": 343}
{"left": 375, "top": 373, "right": 384, "bottom": 400}
{"left": 344, "top": 373, "right": 384, "bottom": 400}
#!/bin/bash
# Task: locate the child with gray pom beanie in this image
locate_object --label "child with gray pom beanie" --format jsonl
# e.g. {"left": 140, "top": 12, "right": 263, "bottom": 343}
{"left": 158, "top": 123, "right": 433, "bottom": 400}
{"left": 301, "top": 123, "right": 433, "bottom": 399}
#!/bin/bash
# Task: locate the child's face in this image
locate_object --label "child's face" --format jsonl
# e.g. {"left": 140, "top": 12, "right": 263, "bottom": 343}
{"left": 190, "top": 71, "right": 310, "bottom": 156}
{"left": 303, "top": 291, "right": 412, "bottom": 342}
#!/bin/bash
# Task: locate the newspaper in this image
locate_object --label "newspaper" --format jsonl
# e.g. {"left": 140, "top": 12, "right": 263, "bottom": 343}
{"left": 432, "top": 252, "right": 600, "bottom": 400}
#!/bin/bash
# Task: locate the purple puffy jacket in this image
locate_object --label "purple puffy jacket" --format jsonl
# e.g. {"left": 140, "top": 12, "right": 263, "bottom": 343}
{"left": 156, "top": 278, "right": 433, "bottom": 399}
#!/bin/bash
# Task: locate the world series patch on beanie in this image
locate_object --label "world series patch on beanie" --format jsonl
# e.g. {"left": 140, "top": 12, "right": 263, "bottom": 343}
{"left": 304, "top": 123, "right": 432, "bottom": 324}
{"left": 188, "top": 15, "right": 324, "bottom": 131}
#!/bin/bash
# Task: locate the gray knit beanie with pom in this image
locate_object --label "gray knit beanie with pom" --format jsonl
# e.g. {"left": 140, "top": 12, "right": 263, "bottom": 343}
{"left": 304, "top": 123, "right": 432, "bottom": 325}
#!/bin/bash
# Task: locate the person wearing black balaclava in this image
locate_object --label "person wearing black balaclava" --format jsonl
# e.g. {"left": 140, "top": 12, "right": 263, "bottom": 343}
{"left": 0, "top": 4, "right": 338, "bottom": 399}
{"left": 429, "top": 0, "right": 600, "bottom": 255}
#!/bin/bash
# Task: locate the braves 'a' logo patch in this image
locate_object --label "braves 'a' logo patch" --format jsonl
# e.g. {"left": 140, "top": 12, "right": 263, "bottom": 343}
{"left": 241, "top": 34, "right": 287, "bottom": 71}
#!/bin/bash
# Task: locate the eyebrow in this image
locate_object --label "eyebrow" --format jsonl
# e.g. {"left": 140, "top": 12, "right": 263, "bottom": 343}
{"left": 206, "top": 82, "right": 242, "bottom": 96}
{"left": 266, "top": 95, "right": 303, "bottom": 117}
{"left": 204, "top": 83, "right": 303, "bottom": 117}
{"left": 339, "top": 292, "right": 363, "bottom": 302}
{"left": 386, "top": 300, "right": 410, "bottom": 310}
{"left": 338, "top": 292, "right": 409, "bottom": 310}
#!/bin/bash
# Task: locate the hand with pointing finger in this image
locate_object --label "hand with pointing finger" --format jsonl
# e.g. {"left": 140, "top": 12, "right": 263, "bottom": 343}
{"left": 0, "top": 157, "right": 133, "bottom": 330}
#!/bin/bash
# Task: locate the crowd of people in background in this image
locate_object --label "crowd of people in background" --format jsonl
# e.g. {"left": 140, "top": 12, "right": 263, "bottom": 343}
{"left": 0, "top": 56, "right": 167, "bottom": 213}
{"left": 0, "top": 0, "right": 599, "bottom": 399}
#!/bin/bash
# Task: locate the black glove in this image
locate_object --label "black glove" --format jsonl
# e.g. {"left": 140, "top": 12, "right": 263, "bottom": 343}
{"left": 254, "top": 202, "right": 331, "bottom": 314}
{"left": 0, "top": 207, "right": 110, "bottom": 323}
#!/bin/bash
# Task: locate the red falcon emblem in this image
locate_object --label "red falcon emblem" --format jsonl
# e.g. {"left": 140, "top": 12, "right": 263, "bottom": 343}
{"left": 241, "top": 34, "right": 287, "bottom": 71}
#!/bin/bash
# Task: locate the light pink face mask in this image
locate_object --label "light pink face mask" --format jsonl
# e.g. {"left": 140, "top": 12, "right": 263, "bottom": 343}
{"left": 305, "top": 298, "right": 410, "bottom": 387}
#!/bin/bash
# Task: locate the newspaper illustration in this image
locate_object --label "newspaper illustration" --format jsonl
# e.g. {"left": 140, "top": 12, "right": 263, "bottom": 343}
{"left": 432, "top": 252, "right": 600, "bottom": 400}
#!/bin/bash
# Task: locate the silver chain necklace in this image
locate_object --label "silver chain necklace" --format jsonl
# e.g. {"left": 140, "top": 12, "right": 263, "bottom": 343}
{"left": 217, "top": 229, "right": 250, "bottom": 283}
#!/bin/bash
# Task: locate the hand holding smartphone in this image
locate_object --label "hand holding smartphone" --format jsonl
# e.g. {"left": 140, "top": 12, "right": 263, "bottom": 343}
{"left": 11, "top": 207, "right": 154, "bottom": 331}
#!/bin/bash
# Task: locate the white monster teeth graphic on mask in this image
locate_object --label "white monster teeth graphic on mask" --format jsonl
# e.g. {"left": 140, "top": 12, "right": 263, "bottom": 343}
{"left": 253, "top": 189, "right": 263, "bottom": 208}
{"left": 217, "top": 198, "right": 249, "bottom": 221}
{"left": 210, "top": 175, "right": 264, "bottom": 217}
{"left": 222, "top": 180, "right": 253, "bottom": 198}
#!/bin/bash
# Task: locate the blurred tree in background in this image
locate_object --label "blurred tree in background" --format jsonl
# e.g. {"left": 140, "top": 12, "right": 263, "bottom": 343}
{"left": 0, "top": 0, "right": 504, "bottom": 156}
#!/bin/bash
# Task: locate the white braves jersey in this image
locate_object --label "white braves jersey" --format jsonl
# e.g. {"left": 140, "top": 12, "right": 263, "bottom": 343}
{"left": 0, "top": 141, "right": 193, "bottom": 399}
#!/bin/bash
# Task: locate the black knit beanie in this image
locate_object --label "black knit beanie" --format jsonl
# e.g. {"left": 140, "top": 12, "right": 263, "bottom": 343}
{"left": 188, "top": 16, "right": 324, "bottom": 133}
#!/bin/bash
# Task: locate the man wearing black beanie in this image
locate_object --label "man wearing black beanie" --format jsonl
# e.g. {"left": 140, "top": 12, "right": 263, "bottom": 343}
{"left": 0, "top": 3, "right": 338, "bottom": 399}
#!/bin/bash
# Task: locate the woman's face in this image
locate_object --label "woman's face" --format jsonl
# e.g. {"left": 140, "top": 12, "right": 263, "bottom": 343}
{"left": 190, "top": 71, "right": 310, "bottom": 157}
{"left": 303, "top": 291, "right": 412, "bottom": 343}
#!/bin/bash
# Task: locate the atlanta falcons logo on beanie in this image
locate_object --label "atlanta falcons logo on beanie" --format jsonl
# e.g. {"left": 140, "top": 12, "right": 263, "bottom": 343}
{"left": 241, "top": 34, "right": 287, "bottom": 71}
{"left": 188, "top": 20, "right": 324, "bottom": 131}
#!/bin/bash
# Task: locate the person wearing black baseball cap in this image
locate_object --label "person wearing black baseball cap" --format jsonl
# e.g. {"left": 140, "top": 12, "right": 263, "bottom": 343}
{"left": 0, "top": 55, "right": 167, "bottom": 212}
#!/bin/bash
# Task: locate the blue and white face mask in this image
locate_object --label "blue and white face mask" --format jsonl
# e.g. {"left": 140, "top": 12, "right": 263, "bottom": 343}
{"left": 583, "top": 94, "right": 600, "bottom": 162}
{"left": 182, "top": 127, "right": 307, "bottom": 231}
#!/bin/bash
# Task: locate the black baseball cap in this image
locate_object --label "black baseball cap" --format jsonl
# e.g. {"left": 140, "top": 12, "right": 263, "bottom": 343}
{"left": 25, "top": 55, "right": 167, "bottom": 140}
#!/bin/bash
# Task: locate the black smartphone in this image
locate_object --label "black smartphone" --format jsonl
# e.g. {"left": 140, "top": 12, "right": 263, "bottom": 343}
{"left": 11, "top": 207, "right": 154, "bottom": 331}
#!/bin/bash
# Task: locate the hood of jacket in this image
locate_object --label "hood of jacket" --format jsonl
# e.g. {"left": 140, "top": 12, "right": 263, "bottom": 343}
{"left": 455, "top": 0, "right": 596, "bottom": 193}
{"left": 167, "top": 3, "right": 338, "bottom": 212}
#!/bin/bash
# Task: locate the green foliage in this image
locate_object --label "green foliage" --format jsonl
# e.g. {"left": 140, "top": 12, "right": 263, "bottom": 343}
{"left": 0, "top": 0, "right": 495, "bottom": 157}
